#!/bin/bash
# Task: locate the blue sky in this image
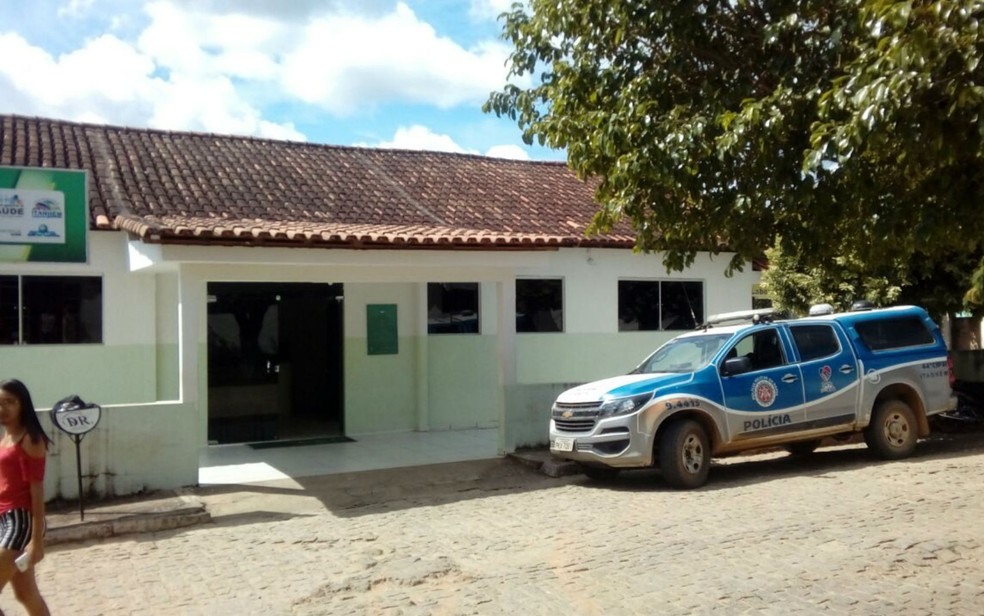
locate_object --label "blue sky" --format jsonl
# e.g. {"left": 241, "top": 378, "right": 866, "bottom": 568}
{"left": 0, "top": 0, "right": 563, "bottom": 161}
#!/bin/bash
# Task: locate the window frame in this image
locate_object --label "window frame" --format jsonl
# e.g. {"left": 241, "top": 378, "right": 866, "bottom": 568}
{"left": 515, "top": 277, "right": 565, "bottom": 334}
{"left": 0, "top": 274, "right": 103, "bottom": 345}
{"left": 853, "top": 317, "right": 935, "bottom": 352}
{"left": 723, "top": 328, "right": 788, "bottom": 373}
{"left": 789, "top": 324, "right": 843, "bottom": 363}
{"left": 617, "top": 278, "right": 705, "bottom": 332}
{"left": 426, "top": 282, "right": 481, "bottom": 335}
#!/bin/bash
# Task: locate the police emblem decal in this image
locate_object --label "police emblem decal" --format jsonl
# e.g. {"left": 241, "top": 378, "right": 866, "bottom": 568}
{"left": 751, "top": 376, "right": 778, "bottom": 408}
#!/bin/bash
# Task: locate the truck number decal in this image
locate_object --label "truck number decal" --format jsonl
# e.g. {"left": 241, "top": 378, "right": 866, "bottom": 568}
{"left": 663, "top": 398, "right": 702, "bottom": 412}
{"left": 920, "top": 360, "right": 947, "bottom": 379}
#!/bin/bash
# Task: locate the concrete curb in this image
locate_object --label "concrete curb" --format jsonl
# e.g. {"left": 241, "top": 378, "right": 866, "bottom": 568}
{"left": 507, "top": 450, "right": 581, "bottom": 478}
{"left": 46, "top": 494, "right": 212, "bottom": 546}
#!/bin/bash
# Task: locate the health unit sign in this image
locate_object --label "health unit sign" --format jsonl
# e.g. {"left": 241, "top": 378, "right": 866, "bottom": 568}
{"left": 0, "top": 167, "right": 87, "bottom": 263}
{"left": 0, "top": 189, "right": 67, "bottom": 243}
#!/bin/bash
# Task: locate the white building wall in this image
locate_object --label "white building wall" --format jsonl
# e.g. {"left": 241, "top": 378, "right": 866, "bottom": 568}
{"left": 0, "top": 231, "right": 198, "bottom": 500}
{"left": 505, "top": 247, "right": 761, "bottom": 449}
{"left": 0, "top": 236, "right": 761, "bottom": 498}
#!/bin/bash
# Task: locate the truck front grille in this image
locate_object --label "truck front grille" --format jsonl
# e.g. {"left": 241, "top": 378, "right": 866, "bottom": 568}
{"left": 554, "top": 418, "right": 596, "bottom": 432}
{"left": 552, "top": 401, "right": 602, "bottom": 433}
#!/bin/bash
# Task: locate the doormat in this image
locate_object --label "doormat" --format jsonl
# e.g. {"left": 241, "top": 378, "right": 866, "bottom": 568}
{"left": 248, "top": 436, "right": 355, "bottom": 449}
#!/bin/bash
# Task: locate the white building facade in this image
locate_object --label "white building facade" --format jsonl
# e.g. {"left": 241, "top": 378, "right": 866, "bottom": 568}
{"left": 0, "top": 115, "right": 760, "bottom": 499}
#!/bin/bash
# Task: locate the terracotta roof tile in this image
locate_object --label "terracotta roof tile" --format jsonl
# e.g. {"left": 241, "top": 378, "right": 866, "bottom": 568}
{"left": 0, "top": 115, "right": 636, "bottom": 249}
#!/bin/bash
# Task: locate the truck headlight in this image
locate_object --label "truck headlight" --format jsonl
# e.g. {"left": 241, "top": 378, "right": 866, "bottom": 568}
{"left": 598, "top": 393, "right": 653, "bottom": 417}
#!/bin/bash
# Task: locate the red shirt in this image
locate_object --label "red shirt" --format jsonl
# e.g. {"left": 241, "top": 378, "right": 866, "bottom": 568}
{"left": 0, "top": 438, "right": 45, "bottom": 514}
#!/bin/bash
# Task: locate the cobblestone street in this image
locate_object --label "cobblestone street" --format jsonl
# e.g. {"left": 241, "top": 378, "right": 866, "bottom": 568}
{"left": 6, "top": 431, "right": 984, "bottom": 615}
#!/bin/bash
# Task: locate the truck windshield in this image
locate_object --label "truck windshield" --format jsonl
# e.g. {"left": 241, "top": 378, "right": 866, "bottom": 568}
{"left": 635, "top": 334, "right": 733, "bottom": 374}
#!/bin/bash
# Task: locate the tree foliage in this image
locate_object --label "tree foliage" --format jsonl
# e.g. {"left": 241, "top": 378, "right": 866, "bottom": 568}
{"left": 486, "top": 0, "right": 984, "bottom": 306}
{"left": 761, "top": 240, "right": 982, "bottom": 318}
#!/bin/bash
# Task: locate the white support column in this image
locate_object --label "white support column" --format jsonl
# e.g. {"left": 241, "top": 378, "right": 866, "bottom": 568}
{"left": 415, "top": 282, "right": 430, "bottom": 431}
{"left": 495, "top": 277, "right": 517, "bottom": 455}
{"left": 177, "top": 266, "right": 207, "bottom": 445}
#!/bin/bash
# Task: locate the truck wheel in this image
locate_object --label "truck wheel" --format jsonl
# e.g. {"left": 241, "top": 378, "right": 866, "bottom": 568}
{"left": 864, "top": 399, "right": 918, "bottom": 459}
{"left": 581, "top": 465, "right": 621, "bottom": 481}
{"left": 784, "top": 439, "right": 822, "bottom": 456}
{"left": 658, "top": 419, "right": 711, "bottom": 489}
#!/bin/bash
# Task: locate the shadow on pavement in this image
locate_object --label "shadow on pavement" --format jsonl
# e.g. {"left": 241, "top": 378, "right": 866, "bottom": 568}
{"left": 194, "top": 457, "right": 578, "bottom": 525}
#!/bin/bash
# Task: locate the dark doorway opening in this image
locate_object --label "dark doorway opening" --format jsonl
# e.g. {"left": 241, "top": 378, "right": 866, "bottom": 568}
{"left": 206, "top": 282, "right": 344, "bottom": 444}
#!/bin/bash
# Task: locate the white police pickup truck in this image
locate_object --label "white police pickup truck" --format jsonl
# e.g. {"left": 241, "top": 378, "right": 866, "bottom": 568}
{"left": 549, "top": 305, "right": 955, "bottom": 489}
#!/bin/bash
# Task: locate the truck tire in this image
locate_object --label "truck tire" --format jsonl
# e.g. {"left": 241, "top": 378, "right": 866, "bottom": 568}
{"left": 864, "top": 399, "right": 918, "bottom": 459}
{"left": 581, "top": 465, "right": 621, "bottom": 481}
{"left": 658, "top": 419, "right": 711, "bottom": 489}
{"left": 784, "top": 439, "right": 822, "bottom": 456}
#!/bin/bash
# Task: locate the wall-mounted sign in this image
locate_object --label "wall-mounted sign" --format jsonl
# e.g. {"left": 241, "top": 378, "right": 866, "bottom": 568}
{"left": 0, "top": 189, "right": 66, "bottom": 243}
{"left": 367, "top": 304, "right": 398, "bottom": 355}
{"left": 0, "top": 166, "right": 88, "bottom": 263}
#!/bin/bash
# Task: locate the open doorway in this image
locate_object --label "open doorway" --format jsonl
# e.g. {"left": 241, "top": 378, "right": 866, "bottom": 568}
{"left": 206, "top": 282, "right": 344, "bottom": 444}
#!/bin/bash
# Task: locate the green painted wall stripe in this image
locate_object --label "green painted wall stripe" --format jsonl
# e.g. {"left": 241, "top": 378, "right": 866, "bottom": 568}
{"left": 0, "top": 344, "right": 159, "bottom": 407}
{"left": 516, "top": 332, "right": 677, "bottom": 384}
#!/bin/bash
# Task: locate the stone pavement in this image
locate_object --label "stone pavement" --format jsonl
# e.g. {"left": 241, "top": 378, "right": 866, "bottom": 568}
{"left": 4, "top": 431, "right": 984, "bottom": 615}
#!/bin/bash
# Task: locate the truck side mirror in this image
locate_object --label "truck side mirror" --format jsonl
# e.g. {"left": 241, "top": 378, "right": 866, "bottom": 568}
{"left": 722, "top": 356, "right": 752, "bottom": 377}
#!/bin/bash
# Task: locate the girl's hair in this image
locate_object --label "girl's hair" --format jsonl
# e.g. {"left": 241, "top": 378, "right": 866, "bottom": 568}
{"left": 0, "top": 379, "right": 51, "bottom": 448}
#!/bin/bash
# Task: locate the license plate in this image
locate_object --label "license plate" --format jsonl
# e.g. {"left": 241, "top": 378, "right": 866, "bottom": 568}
{"left": 551, "top": 437, "right": 574, "bottom": 452}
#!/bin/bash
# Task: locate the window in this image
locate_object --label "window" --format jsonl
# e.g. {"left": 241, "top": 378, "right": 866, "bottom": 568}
{"left": 855, "top": 317, "right": 934, "bottom": 351}
{"left": 0, "top": 277, "right": 16, "bottom": 345}
{"left": 790, "top": 325, "right": 841, "bottom": 361}
{"left": 618, "top": 280, "right": 704, "bottom": 331}
{"left": 725, "top": 329, "right": 785, "bottom": 371}
{"left": 0, "top": 275, "right": 102, "bottom": 345}
{"left": 427, "top": 283, "right": 479, "bottom": 334}
{"left": 516, "top": 279, "right": 563, "bottom": 333}
{"left": 637, "top": 333, "right": 732, "bottom": 374}
{"left": 661, "top": 281, "right": 704, "bottom": 330}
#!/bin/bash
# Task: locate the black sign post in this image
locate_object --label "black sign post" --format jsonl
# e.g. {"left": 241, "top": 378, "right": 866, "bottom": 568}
{"left": 51, "top": 396, "right": 101, "bottom": 521}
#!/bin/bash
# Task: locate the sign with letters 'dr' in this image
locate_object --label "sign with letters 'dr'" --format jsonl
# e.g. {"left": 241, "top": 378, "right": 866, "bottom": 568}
{"left": 51, "top": 396, "right": 101, "bottom": 436}
{"left": 50, "top": 395, "right": 101, "bottom": 521}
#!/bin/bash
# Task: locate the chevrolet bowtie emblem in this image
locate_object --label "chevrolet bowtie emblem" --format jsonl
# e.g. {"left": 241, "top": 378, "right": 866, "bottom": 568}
{"left": 561, "top": 410, "right": 573, "bottom": 419}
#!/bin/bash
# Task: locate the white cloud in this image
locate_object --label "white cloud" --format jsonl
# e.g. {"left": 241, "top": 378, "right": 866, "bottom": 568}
{"left": 137, "top": 1, "right": 284, "bottom": 80}
{"left": 371, "top": 125, "right": 469, "bottom": 153}
{"left": 484, "top": 144, "right": 529, "bottom": 160}
{"left": 148, "top": 74, "right": 304, "bottom": 140}
{"left": 0, "top": 0, "right": 523, "bottom": 144}
{"left": 0, "top": 32, "right": 157, "bottom": 120}
{"left": 469, "top": 0, "right": 516, "bottom": 21}
{"left": 280, "top": 2, "right": 517, "bottom": 114}
{"left": 364, "top": 124, "right": 530, "bottom": 159}
{"left": 0, "top": 31, "right": 302, "bottom": 140}
{"left": 59, "top": 35, "right": 159, "bottom": 103}
{"left": 134, "top": 0, "right": 517, "bottom": 114}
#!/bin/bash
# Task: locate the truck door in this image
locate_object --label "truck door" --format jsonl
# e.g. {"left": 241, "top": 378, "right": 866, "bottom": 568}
{"left": 787, "top": 323, "right": 860, "bottom": 429}
{"left": 720, "top": 327, "right": 805, "bottom": 438}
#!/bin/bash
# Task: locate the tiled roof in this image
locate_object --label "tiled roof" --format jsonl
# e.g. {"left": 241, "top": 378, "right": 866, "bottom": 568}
{"left": 0, "top": 115, "right": 636, "bottom": 250}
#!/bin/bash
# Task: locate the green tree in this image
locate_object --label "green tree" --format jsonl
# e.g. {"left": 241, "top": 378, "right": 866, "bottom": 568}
{"left": 761, "top": 240, "right": 981, "bottom": 318}
{"left": 486, "top": 0, "right": 984, "bottom": 306}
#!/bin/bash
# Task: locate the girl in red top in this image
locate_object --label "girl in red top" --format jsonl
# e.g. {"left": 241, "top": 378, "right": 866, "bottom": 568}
{"left": 0, "top": 379, "right": 50, "bottom": 616}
